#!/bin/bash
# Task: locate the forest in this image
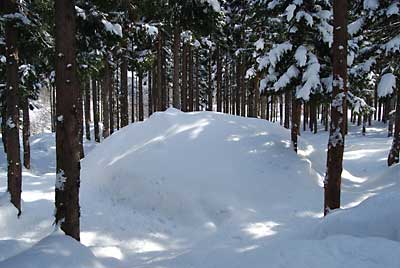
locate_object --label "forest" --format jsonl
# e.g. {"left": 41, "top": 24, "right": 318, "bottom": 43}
{"left": 0, "top": 0, "right": 399, "bottom": 267}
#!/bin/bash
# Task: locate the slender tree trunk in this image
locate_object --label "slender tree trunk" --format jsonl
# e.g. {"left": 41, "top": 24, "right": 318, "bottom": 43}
{"left": 92, "top": 80, "right": 100, "bottom": 142}
{"left": 102, "top": 56, "right": 111, "bottom": 138}
{"left": 120, "top": 48, "right": 129, "bottom": 127}
{"left": 388, "top": 82, "right": 400, "bottom": 166}
{"left": 188, "top": 46, "right": 194, "bottom": 112}
{"left": 55, "top": 0, "right": 80, "bottom": 240}
{"left": 224, "top": 56, "right": 230, "bottom": 113}
{"left": 148, "top": 70, "right": 153, "bottom": 117}
{"left": 291, "top": 96, "right": 301, "bottom": 152}
{"left": 216, "top": 45, "right": 222, "bottom": 112}
{"left": 207, "top": 51, "right": 213, "bottom": 111}
{"left": 5, "top": 0, "right": 22, "bottom": 215}
{"left": 161, "top": 32, "right": 167, "bottom": 111}
{"left": 84, "top": 80, "right": 91, "bottom": 140}
{"left": 195, "top": 51, "right": 200, "bottom": 111}
{"left": 138, "top": 71, "right": 144, "bottom": 121}
{"left": 173, "top": 27, "right": 181, "bottom": 109}
{"left": 240, "top": 58, "right": 246, "bottom": 117}
{"left": 22, "top": 96, "right": 31, "bottom": 169}
{"left": 181, "top": 43, "right": 188, "bottom": 112}
{"left": 325, "top": 0, "right": 348, "bottom": 216}
{"left": 284, "top": 90, "right": 291, "bottom": 129}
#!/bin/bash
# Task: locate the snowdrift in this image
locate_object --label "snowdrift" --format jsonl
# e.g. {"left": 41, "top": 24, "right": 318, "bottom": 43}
{"left": 0, "top": 231, "right": 105, "bottom": 268}
{"left": 81, "top": 108, "right": 322, "bottom": 229}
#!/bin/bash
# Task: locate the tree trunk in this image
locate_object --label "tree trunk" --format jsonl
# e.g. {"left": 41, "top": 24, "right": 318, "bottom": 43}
{"left": 388, "top": 82, "right": 400, "bottom": 166}
{"left": 195, "top": 51, "right": 200, "bottom": 111}
{"left": 102, "top": 56, "right": 111, "bottom": 138}
{"left": 291, "top": 96, "right": 301, "bottom": 152}
{"left": 216, "top": 45, "right": 222, "bottom": 112}
{"left": 55, "top": 0, "right": 80, "bottom": 240}
{"left": 22, "top": 97, "right": 31, "bottom": 169}
{"left": 188, "top": 46, "right": 194, "bottom": 112}
{"left": 325, "top": 0, "right": 348, "bottom": 216}
{"left": 173, "top": 27, "right": 181, "bottom": 109}
{"left": 224, "top": 56, "right": 230, "bottom": 113}
{"left": 181, "top": 43, "right": 188, "bottom": 112}
{"left": 148, "top": 70, "right": 153, "bottom": 117}
{"left": 138, "top": 71, "right": 144, "bottom": 121}
{"left": 120, "top": 49, "right": 129, "bottom": 127}
{"left": 92, "top": 80, "right": 100, "bottom": 142}
{"left": 207, "top": 51, "right": 213, "bottom": 111}
{"left": 84, "top": 80, "right": 91, "bottom": 140}
{"left": 5, "top": 0, "right": 22, "bottom": 215}
{"left": 284, "top": 90, "right": 291, "bottom": 129}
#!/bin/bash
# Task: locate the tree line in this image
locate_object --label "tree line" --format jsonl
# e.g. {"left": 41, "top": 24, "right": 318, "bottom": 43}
{"left": 0, "top": 0, "right": 399, "bottom": 241}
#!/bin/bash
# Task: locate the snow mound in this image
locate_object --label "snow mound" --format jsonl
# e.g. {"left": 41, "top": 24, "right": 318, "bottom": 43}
{"left": 81, "top": 108, "right": 321, "bottom": 229}
{"left": 0, "top": 231, "right": 104, "bottom": 268}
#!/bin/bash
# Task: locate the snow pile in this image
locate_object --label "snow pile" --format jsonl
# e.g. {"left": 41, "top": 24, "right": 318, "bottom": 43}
{"left": 0, "top": 231, "right": 105, "bottom": 268}
{"left": 81, "top": 108, "right": 322, "bottom": 229}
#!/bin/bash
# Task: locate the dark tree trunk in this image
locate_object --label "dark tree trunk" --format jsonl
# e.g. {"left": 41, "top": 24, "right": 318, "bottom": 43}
{"left": 131, "top": 70, "right": 135, "bottom": 122}
{"left": 55, "top": 0, "right": 80, "bottom": 240}
{"left": 181, "top": 43, "right": 188, "bottom": 112}
{"left": 207, "top": 51, "right": 213, "bottom": 111}
{"left": 148, "top": 70, "right": 153, "bottom": 117}
{"left": 5, "top": 0, "right": 22, "bottom": 215}
{"left": 284, "top": 90, "right": 291, "bottom": 129}
{"left": 325, "top": 0, "right": 348, "bottom": 216}
{"left": 224, "top": 56, "right": 230, "bottom": 113}
{"left": 235, "top": 60, "right": 241, "bottom": 116}
{"left": 173, "top": 28, "right": 181, "bottom": 109}
{"left": 120, "top": 50, "right": 129, "bottom": 127}
{"left": 195, "top": 51, "right": 200, "bottom": 111}
{"left": 22, "top": 97, "right": 31, "bottom": 169}
{"left": 1, "top": 103, "right": 7, "bottom": 154}
{"left": 240, "top": 59, "right": 246, "bottom": 117}
{"left": 188, "top": 46, "right": 194, "bottom": 112}
{"left": 102, "top": 56, "right": 111, "bottom": 138}
{"left": 291, "top": 96, "right": 301, "bottom": 153}
{"left": 84, "top": 80, "right": 91, "bottom": 141}
{"left": 388, "top": 82, "right": 400, "bottom": 166}
{"left": 92, "top": 80, "right": 100, "bottom": 143}
{"left": 138, "top": 71, "right": 144, "bottom": 121}
{"left": 216, "top": 45, "right": 222, "bottom": 112}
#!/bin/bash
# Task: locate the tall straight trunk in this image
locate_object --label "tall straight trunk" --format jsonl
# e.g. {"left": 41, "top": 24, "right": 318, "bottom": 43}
{"left": 78, "top": 82, "right": 84, "bottom": 159}
{"left": 388, "top": 83, "right": 400, "bottom": 166}
{"left": 22, "top": 96, "right": 31, "bottom": 169}
{"left": 255, "top": 75, "right": 260, "bottom": 117}
{"left": 155, "top": 33, "right": 162, "bottom": 111}
{"left": 216, "top": 45, "right": 222, "bottom": 112}
{"left": 224, "top": 56, "right": 230, "bottom": 113}
{"left": 84, "top": 81, "right": 91, "bottom": 140}
{"left": 207, "top": 52, "right": 213, "bottom": 111}
{"left": 102, "top": 57, "right": 111, "bottom": 139}
{"left": 181, "top": 43, "right": 188, "bottom": 112}
{"left": 173, "top": 28, "right": 181, "bottom": 109}
{"left": 138, "top": 71, "right": 144, "bottom": 121}
{"left": 5, "top": 0, "right": 22, "bottom": 215}
{"left": 325, "top": 0, "right": 348, "bottom": 216}
{"left": 131, "top": 71, "right": 135, "bottom": 122}
{"left": 109, "top": 75, "right": 115, "bottom": 135}
{"left": 291, "top": 96, "right": 301, "bottom": 152}
{"left": 279, "top": 95, "right": 283, "bottom": 125}
{"left": 235, "top": 61, "right": 240, "bottom": 115}
{"left": 261, "top": 95, "right": 267, "bottom": 119}
{"left": 188, "top": 46, "right": 194, "bottom": 112}
{"left": 240, "top": 59, "right": 246, "bottom": 117}
{"left": 120, "top": 49, "right": 129, "bottom": 127}
{"left": 55, "top": 0, "right": 80, "bottom": 240}
{"left": 1, "top": 103, "right": 7, "bottom": 154}
{"left": 195, "top": 51, "right": 200, "bottom": 111}
{"left": 161, "top": 32, "right": 167, "bottom": 111}
{"left": 284, "top": 90, "right": 291, "bottom": 129}
{"left": 92, "top": 80, "right": 100, "bottom": 142}
{"left": 148, "top": 70, "right": 153, "bottom": 117}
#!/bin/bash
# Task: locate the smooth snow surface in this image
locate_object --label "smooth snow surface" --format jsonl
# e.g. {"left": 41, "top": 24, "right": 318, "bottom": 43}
{"left": 0, "top": 108, "right": 399, "bottom": 267}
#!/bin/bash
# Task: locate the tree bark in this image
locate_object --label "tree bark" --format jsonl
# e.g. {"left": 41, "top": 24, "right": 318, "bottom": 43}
{"left": 388, "top": 82, "right": 400, "bottom": 166}
{"left": 92, "top": 80, "right": 100, "bottom": 142}
{"left": 173, "top": 28, "right": 181, "bottom": 109}
{"left": 138, "top": 71, "right": 144, "bottom": 121}
{"left": 5, "top": 0, "right": 22, "bottom": 215}
{"left": 291, "top": 96, "right": 301, "bottom": 152}
{"left": 181, "top": 43, "right": 188, "bottom": 112}
{"left": 22, "top": 96, "right": 31, "bottom": 169}
{"left": 216, "top": 45, "right": 222, "bottom": 112}
{"left": 325, "top": 0, "right": 348, "bottom": 216}
{"left": 120, "top": 48, "right": 129, "bottom": 127}
{"left": 55, "top": 0, "right": 80, "bottom": 240}
{"left": 148, "top": 70, "right": 153, "bottom": 117}
{"left": 102, "top": 56, "right": 111, "bottom": 138}
{"left": 188, "top": 46, "right": 194, "bottom": 112}
{"left": 84, "top": 80, "right": 91, "bottom": 140}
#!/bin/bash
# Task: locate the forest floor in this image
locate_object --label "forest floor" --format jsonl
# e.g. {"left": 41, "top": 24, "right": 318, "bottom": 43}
{"left": 0, "top": 108, "right": 399, "bottom": 268}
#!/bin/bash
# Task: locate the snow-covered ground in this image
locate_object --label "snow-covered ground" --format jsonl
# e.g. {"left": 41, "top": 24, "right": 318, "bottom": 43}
{"left": 0, "top": 108, "right": 399, "bottom": 268}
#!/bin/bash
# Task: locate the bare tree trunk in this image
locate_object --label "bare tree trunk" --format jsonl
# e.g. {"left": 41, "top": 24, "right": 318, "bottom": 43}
{"left": 181, "top": 43, "right": 188, "bottom": 112}
{"left": 388, "top": 83, "right": 400, "bottom": 166}
{"left": 120, "top": 41, "right": 129, "bottom": 127}
{"left": 195, "top": 51, "right": 200, "bottom": 111}
{"left": 284, "top": 90, "right": 291, "bottom": 129}
{"left": 325, "top": 0, "right": 348, "bottom": 216}
{"left": 173, "top": 27, "right": 181, "bottom": 109}
{"left": 84, "top": 80, "right": 91, "bottom": 140}
{"left": 22, "top": 96, "right": 31, "bottom": 169}
{"left": 5, "top": 0, "right": 22, "bottom": 215}
{"left": 207, "top": 51, "right": 213, "bottom": 111}
{"left": 55, "top": 0, "right": 80, "bottom": 240}
{"left": 291, "top": 96, "right": 301, "bottom": 152}
{"left": 148, "top": 70, "right": 153, "bottom": 117}
{"left": 216, "top": 45, "right": 222, "bottom": 112}
{"left": 102, "top": 56, "right": 111, "bottom": 139}
{"left": 224, "top": 56, "right": 230, "bottom": 113}
{"left": 92, "top": 80, "right": 100, "bottom": 142}
{"left": 138, "top": 71, "right": 144, "bottom": 121}
{"left": 188, "top": 46, "right": 194, "bottom": 112}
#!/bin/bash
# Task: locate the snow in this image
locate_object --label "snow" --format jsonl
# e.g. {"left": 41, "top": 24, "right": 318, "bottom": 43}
{"left": 200, "top": 0, "right": 221, "bottom": 12}
{"left": 257, "top": 42, "right": 293, "bottom": 70}
{"left": 364, "top": 0, "right": 379, "bottom": 10}
{"left": 295, "top": 45, "right": 307, "bottom": 67}
{"left": 0, "top": 109, "right": 400, "bottom": 267}
{"left": 377, "top": 73, "right": 396, "bottom": 98}
{"left": 101, "top": 20, "right": 123, "bottom": 37}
